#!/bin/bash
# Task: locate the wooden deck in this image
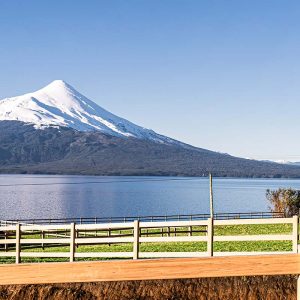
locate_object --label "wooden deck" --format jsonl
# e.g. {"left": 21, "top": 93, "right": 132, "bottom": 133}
{"left": 1, "top": 254, "right": 300, "bottom": 285}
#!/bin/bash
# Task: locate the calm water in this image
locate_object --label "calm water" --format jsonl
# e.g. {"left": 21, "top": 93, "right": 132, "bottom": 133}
{"left": 1, "top": 175, "right": 300, "bottom": 220}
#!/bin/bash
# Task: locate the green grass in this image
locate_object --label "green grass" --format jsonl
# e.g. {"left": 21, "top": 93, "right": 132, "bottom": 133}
{"left": 0, "top": 223, "right": 295, "bottom": 264}
{"left": 214, "top": 224, "right": 291, "bottom": 235}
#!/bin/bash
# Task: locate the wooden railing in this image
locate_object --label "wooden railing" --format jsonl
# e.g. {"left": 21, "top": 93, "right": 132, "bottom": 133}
{"left": 0, "top": 216, "right": 298, "bottom": 264}
{"left": 0, "top": 211, "right": 285, "bottom": 225}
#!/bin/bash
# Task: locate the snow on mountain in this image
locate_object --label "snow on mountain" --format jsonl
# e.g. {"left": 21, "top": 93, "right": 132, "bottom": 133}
{"left": 275, "top": 160, "right": 300, "bottom": 166}
{"left": 260, "top": 159, "right": 300, "bottom": 166}
{"left": 0, "top": 80, "right": 177, "bottom": 144}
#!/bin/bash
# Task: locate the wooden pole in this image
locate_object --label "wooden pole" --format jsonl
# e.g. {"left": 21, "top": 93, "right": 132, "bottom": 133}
{"left": 133, "top": 220, "right": 140, "bottom": 260}
{"left": 15, "top": 223, "right": 21, "bottom": 264}
{"left": 70, "top": 223, "right": 75, "bottom": 262}
{"left": 292, "top": 215, "right": 298, "bottom": 253}
{"left": 294, "top": 215, "right": 300, "bottom": 300}
{"left": 209, "top": 173, "right": 214, "bottom": 256}
{"left": 207, "top": 217, "right": 213, "bottom": 256}
{"left": 209, "top": 173, "right": 214, "bottom": 219}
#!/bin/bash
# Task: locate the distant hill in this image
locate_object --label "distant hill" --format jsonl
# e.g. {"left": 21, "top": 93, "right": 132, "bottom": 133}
{"left": 1, "top": 121, "right": 300, "bottom": 178}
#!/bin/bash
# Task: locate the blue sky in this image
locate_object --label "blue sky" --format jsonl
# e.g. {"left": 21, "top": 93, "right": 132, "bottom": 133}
{"left": 0, "top": 1, "right": 300, "bottom": 161}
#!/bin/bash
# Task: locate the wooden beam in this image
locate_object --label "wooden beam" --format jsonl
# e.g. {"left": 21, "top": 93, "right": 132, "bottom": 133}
{"left": 0, "top": 254, "right": 300, "bottom": 285}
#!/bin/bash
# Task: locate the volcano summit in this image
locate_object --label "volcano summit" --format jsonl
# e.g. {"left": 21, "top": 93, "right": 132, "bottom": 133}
{"left": 0, "top": 81, "right": 300, "bottom": 177}
{"left": 0, "top": 80, "right": 176, "bottom": 144}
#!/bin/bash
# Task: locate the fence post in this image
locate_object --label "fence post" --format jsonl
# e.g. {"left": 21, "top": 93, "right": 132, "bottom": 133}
{"left": 189, "top": 226, "right": 192, "bottom": 236}
{"left": 15, "top": 223, "right": 21, "bottom": 264}
{"left": 298, "top": 276, "right": 300, "bottom": 300}
{"left": 70, "top": 223, "right": 75, "bottom": 262}
{"left": 133, "top": 220, "right": 140, "bottom": 260}
{"left": 292, "top": 215, "right": 300, "bottom": 300}
{"left": 292, "top": 215, "right": 298, "bottom": 254}
{"left": 207, "top": 218, "right": 213, "bottom": 257}
{"left": 41, "top": 230, "right": 45, "bottom": 250}
{"left": 4, "top": 230, "right": 7, "bottom": 252}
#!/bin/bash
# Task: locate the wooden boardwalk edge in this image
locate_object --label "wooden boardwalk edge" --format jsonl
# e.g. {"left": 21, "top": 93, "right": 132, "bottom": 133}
{"left": 1, "top": 254, "right": 300, "bottom": 286}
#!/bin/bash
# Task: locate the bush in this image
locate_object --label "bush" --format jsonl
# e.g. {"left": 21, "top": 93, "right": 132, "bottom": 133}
{"left": 266, "top": 188, "right": 300, "bottom": 217}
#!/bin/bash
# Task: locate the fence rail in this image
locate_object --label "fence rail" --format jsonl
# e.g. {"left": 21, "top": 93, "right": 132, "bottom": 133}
{"left": 0, "top": 211, "right": 285, "bottom": 226}
{"left": 0, "top": 215, "right": 298, "bottom": 264}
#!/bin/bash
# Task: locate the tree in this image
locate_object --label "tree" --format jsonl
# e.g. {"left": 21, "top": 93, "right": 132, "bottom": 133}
{"left": 266, "top": 188, "right": 300, "bottom": 217}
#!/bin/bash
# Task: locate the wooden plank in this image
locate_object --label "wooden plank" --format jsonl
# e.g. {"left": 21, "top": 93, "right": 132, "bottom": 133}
{"left": 214, "top": 234, "right": 292, "bottom": 242}
{"left": 20, "top": 238, "right": 70, "bottom": 244}
{"left": 0, "top": 240, "right": 17, "bottom": 244}
{"left": 0, "top": 254, "right": 299, "bottom": 285}
{"left": 0, "top": 252, "right": 16, "bottom": 257}
{"left": 0, "top": 226, "right": 17, "bottom": 231}
{"left": 139, "top": 236, "right": 207, "bottom": 243}
{"left": 214, "top": 218, "right": 293, "bottom": 225}
{"left": 0, "top": 217, "right": 293, "bottom": 233}
{"left": 140, "top": 220, "right": 208, "bottom": 228}
{"left": 139, "top": 252, "right": 208, "bottom": 258}
{"left": 213, "top": 251, "right": 293, "bottom": 256}
{"left": 22, "top": 224, "right": 71, "bottom": 231}
{"left": 0, "top": 251, "right": 292, "bottom": 258}
{"left": 20, "top": 252, "right": 70, "bottom": 258}
{"left": 75, "top": 252, "right": 133, "bottom": 258}
{"left": 75, "top": 237, "right": 134, "bottom": 244}
{"left": 77, "top": 222, "right": 134, "bottom": 230}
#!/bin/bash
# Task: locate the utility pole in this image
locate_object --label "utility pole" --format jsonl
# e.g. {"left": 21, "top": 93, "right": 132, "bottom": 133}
{"left": 208, "top": 173, "right": 214, "bottom": 256}
{"left": 209, "top": 173, "right": 214, "bottom": 219}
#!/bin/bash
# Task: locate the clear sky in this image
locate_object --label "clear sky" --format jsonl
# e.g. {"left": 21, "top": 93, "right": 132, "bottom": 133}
{"left": 0, "top": 1, "right": 299, "bottom": 161}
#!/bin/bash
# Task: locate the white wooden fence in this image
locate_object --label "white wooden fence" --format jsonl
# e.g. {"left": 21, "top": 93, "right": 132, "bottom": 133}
{"left": 0, "top": 216, "right": 298, "bottom": 264}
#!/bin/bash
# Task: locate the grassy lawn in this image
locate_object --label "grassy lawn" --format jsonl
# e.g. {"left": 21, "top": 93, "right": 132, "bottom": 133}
{"left": 0, "top": 223, "right": 294, "bottom": 264}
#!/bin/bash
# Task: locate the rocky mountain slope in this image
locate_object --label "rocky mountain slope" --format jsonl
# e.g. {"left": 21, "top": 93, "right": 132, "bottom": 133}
{"left": 1, "top": 121, "right": 300, "bottom": 177}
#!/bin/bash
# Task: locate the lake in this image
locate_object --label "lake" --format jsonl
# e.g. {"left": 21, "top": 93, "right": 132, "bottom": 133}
{"left": 1, "top": 175, "right": 300, "bottom": 220}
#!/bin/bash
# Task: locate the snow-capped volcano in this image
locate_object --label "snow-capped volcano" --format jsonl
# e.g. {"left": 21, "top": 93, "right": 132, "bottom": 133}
{"left": 0, "top": 80, "right": 173, "bottom": 143}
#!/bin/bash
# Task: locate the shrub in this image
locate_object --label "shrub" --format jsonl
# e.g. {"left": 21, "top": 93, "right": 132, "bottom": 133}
{"left": 266, "top": 188, "right": 300, "bottom": 217}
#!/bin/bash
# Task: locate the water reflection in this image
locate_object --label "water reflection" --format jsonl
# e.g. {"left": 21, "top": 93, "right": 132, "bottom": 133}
{"left": 1, "top": 175, "right": 300, "bottom": 219}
